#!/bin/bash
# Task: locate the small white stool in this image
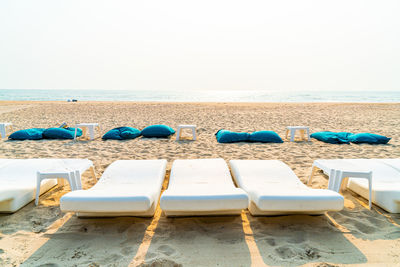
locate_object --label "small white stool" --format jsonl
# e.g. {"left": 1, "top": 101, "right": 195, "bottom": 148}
{"left": 35, "top": 170, "right": 81, "bottom": 205}
{"left": 329, "top": 169, "right": 373, "bottom": 209}
{"left": 0, "top": 122, "right": 13, "bottom": 139}
{"left": 176, "top": 125, "right": 197, "bottom": 141}
{"left": 74, "top": 123, "right": 100, "bottom": 140}
{"left": 285, "top": 126, "right": 310, "bottom": 142}
{"left": 308, "top": 163, "right": 373, "bottom": 209}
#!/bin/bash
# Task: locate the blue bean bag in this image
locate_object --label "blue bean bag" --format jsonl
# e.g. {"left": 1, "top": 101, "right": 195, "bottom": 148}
{"left": 310, "top": 131, "right": 352, "bottom": 144}
{"left": 43, "top": 127, "right": 82, "bottom": 139}
{"left": 215, "top": 130, "right": 250, "bottom": 143}
{"left": 249, "top": 131, "right": 284, "bottom": 143}
{"left": 141, "top": 125, "right": 175, "bottom": 138}
{"left": 348, "top": 133, "right": 391, "bottom": 144}
{"left": 102, "top": 127, "right": 141, "bottom": 140}
{"left": 8, "top": 128, "right": 46, "bottom": 140}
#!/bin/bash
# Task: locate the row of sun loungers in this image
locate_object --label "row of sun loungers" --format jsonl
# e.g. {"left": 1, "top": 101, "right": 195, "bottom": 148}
{"left": 1, "top": 158, "right": 399, "bottom": 215}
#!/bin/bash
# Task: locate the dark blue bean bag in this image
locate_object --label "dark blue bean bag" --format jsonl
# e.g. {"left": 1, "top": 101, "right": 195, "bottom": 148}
{"left": 141, "top": 125, "right": 175, "bottom": 138}
{"left": 8, "top": 128, "right": 46, "bottom": 140}
{"left": 310, "top": 131, "right": 352, "bottom": 144}
{"left": 249, "top": 131, "right": 284, "bottom": 143}
{"left": 215, "top": 130, "right": 250, "bottom": 143}
{"left": 43, "top": 127, "right": 82, "bottom": 139}
{"left": 348, "top": 133, "right": 391, "bottom": 144}
{"left": 102, "top": 127, "right": 141, "bottom": 140}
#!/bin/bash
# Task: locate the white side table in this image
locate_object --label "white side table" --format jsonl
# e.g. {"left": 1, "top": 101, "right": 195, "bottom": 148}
{"left": 308, "top": 161, "right": 373, "bottom": 209}
{"left": 285, "top": 126, "right": 310, "bottom": 142}
{"left": 35, "top": 170, "right": 80, "bottom": 205}
{"left": 74, "top": 123, "right": 100, "bottom": 140}
{"left": 0, "top": 122, "right": 13, "bottom": 139}
{"left": 176, "top": 125, "right": 197, "bottom": 141}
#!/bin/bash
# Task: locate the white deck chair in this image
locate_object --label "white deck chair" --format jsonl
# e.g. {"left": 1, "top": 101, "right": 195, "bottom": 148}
{"left": 0, "top": 158, "right": 94, "bottom": 213}
{"left": 60, "top": 160, "right": 167, "bottom": 217}
{"left": 229, "top": 160, "right": 344, "bottom": 215}
{"left": 160, "top": 158, "right": 249, "bottom": 216}
{"left": 309, "top": 159, "right": 400, "bottom": 213}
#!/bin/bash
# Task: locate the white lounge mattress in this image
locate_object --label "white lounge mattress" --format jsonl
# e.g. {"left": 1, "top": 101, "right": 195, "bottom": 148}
{"left": 0, "top": 158, "right": 93, "bottom": 213}
{"left": 60, "top": 160, "right": 167, "bottom": 217}
{"left": 229, "top": 160, "right": 344, "bottom": 215}
{"left": 160, "top": 158, "right": 249, "bottom": 216}
{"left": 313, "top": 158, "right": 400, "bottom": 213}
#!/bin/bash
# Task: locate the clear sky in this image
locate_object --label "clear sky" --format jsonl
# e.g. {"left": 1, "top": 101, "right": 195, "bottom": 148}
{"left": 0, "top": 0, "right": 399, "bottom": 91}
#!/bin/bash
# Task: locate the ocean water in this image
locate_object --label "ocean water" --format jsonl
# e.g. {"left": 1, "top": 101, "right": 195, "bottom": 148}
{"left": 0, "top": 89, "right": 399, "bottom": 102}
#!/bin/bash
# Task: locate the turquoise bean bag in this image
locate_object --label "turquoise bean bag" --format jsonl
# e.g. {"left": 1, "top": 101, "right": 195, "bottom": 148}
{"left": 141, "top": 125, "right": 175, "bottom": 138}
{"left": 102, "top": 127, "right": 141, "bottom": 140}
{"left": 348, "top": 133, "right": 391, "bottom": 144}
{"left": 249, "top": 131, "right": 284, "bottom": 143}
{"left": 43, "top": 127, "right": 82, "bottom": 139}
{"left": 8, "top": 128, "right": 46, "bottom": 140}
{"left": 215, "top": 130, "right": 250, "bottom": 143}
{"left": 310, "top": 131, "right": 352, "bottom": 144}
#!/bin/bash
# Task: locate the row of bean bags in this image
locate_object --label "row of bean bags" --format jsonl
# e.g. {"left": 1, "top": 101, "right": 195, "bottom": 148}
{"left": 215, "top": 130, "right": 284, "bottom": 143}
{"left": 310, "top": 131, "right": 391, "bottom": 144}
{"left": 102, "top": 125, "right": 175, "bottom": 140}
{"left": 9, "top": 127, "right": 83, "bottom": 140}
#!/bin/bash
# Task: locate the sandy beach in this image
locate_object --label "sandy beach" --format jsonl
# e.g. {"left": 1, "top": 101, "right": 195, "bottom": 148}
{"left": 0, "top": 101, "right": 400, "bottom": 267}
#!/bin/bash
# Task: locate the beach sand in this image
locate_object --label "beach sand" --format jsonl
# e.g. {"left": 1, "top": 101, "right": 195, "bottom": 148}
{"left": 0, "top": 101, "right": 400, "bottom": 266}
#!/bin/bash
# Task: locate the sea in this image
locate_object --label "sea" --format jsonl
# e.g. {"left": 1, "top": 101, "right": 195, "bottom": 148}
{"left": 0, "top": 89, "right": 399, "bottom": 103}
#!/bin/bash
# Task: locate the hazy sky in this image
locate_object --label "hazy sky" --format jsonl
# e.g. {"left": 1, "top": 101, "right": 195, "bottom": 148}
{"left": 0, "top": 0, "right": 399, "bottom": 91}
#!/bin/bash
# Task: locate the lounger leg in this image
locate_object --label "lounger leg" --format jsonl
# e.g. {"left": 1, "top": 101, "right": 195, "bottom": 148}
{"left": 68, "top": 172, "right": 77, "bottom": 191}
{"left": 307, "top": 165, "right": 318, "bottom": 185}
{"left": 74, "top": 126, "right": 78, "bottom": 141}
{"left": 306, "top": 128, "right": 310, "bottom": 141}
{"left": 192, "top": 128, "right": 197, "bottom": 141}
{"left": 332, "top": 170, "right": 342, "bottom": 192}
{"left": 89, "top": 126, "right": 95, "bottom": 140}
{"left": 368, "top": 172, "right": 372, "bottom": 209}
{"left": 176, "top": 128, "right": 181, "bottom": 141}
{"left": 0, "top": 125, "right": 5, "bottom": 139}
{"left": 290, "top": 129, "right": 295, "bottom": 142}
{"left": 35, "top": 172, "right": 42, "bottom": 206}
{"left": 75, "top": 170, "right": 82, "bottom": 190}
{"left": 90, "top": 166, "right": 97, "bottom": 181}
{"left": 327, "top": 169, "right": 336, "bottom": 190}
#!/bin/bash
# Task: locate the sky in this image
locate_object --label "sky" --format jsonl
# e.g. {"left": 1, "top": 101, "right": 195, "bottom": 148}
{"left": 0, "top": 0, "right": 399, "bottom": 91}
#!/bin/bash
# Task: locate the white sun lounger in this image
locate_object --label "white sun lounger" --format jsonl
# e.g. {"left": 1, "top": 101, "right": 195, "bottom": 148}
{"left": 60, "top": 160, "right": 167, "bottom": 217}
{"left": 0, "top": 158, "right": 94, "bottom": 213}
{"left": 229, "top": 160, "right": 344, "bottom": 215}
{"left": 309, "top": 159, "right": 400, "bottom": 213}
{"left": 160, "top": 158, "right": 249, "bottom": 216}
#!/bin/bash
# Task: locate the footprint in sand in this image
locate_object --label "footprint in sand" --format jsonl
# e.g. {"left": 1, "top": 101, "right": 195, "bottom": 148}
{"left": 157, "top": 244, "right": 176, "bottom": 256}
{"left": 274, "top": 245, "right": 297, "bottom": 259}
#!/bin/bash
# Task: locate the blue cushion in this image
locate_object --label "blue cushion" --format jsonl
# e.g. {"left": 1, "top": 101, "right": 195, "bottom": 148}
{"left": 215, "top": 130, "right": 250, "bottom": 143}
{"left": 310, "top": 131, "right": 352, "bottom": 144}
{"left": 249, "top": 131, "right": 283, "bottom": 143}
{"left": 43, "top": 127, "right": 82, "bottom": 139}
{"left": 348, "top": 133, "right": 391, "bottom": 144}
{"left": 141, "top": 125, "right": 175, "bottom": 138}
{"left": 102, "top": 127, "right": 141, "bottom": 140}
{"left": 8, "top": 128, "right": 45, "bottom": 140}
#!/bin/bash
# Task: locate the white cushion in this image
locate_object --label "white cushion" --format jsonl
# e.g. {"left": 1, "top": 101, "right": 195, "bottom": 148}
{"left": 0, "top": 158, "right": 93, "bottom": 213}
{"left": 160, "top": 159, "right": 249, "bottom": 216}
{"left": 314, "top": 158, "right": 400, "bottom": 213}
{"left": 229, "top": 160, "right": 344, "bottom": 215}
{"left": 60, "top": 160, "right": 167, "bottom": 216}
